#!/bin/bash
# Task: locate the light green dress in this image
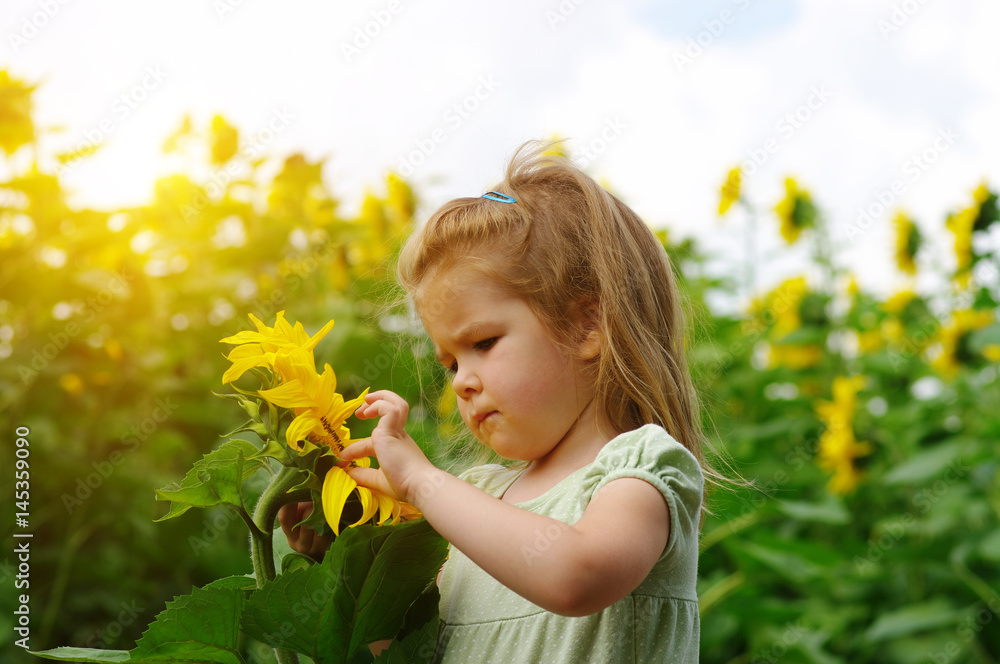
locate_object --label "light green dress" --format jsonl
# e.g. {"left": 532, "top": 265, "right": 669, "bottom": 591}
{"left": 436, "top": 424, "right": 704, "bottom": 663}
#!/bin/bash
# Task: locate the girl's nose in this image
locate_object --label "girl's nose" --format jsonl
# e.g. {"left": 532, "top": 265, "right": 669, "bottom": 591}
{"left": 452, "top": 364, "right": 481, "bottom": 398}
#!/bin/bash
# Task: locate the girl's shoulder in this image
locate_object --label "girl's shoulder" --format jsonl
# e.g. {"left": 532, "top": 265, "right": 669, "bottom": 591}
{"left": 583, "top": 424, "right": 705, "bottom": 556}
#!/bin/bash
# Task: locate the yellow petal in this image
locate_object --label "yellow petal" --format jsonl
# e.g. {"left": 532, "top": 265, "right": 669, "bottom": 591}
{"left": 375, "top": 491, "right": 401, "bottom": 526}
{"left": 322, "top": 467, "right": 357, "bottom": 536}
{"left": 225, "top": 343, "right": 264, "bottom": 361}
{"left": 271, "top": 349, "right": 320, "bottom": 385}
{"left": 305, "top": 319, "right": 336, "bottom": 351}
{"left": 355, "top": 486, "right": 380, "bottom": 526}
{"left": 274, "top": 312, "right": 300, "bottom": 344}
{"left": 284, "top": 412, "right": 323, "bottom": 452}
{"left": 320, "top": 388, "right": 370, "bottom": 434}
{"left": 219, "top": 329, "right": 267, "bottom": 345}
{"left": 223, "top": 355, "right": 267, "bottom": 384}
{"left": 259, "top": 379, "right": 310, "bottom": 408}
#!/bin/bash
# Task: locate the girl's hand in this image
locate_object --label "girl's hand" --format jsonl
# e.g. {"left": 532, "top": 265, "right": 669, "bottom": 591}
{"left": 278, "top": 501, "right": 330, "bottom": 561}
{"left": 341, "top": 390, "right": 437, "bottom": 505}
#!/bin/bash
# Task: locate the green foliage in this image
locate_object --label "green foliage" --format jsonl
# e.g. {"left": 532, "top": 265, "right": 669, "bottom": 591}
{"left": 3, "top": 70, "right": 1000, "bottom": 663}
{"left": 0, "top": 71, "right": 436, "bottom": 662}
{"left": 242, "top": 520, "right": 446, "bottom": 663}
{"left": 154, "top": 439, "right": 267, "bottom": 521}
{"left": 32, "top": 521, "right": 444, "bottom": 663}
{"left": 32, "top": 584, "right": 246, "bottom": 663}
{"left": 693, "top": 172, "right": 1000, "bottom": 663}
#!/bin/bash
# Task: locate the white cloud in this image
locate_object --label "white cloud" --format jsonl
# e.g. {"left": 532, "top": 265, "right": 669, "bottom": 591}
{"left": 2, "top": 0, "right": 997, "bottom": 302}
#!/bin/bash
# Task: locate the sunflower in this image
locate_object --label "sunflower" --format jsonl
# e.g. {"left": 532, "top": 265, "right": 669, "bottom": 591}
{"left": 718, "top": 167, "right": 742, "bottom": 216}
{"left": 220, "top": 311, "right": 334, "bottom": 385}
{"left": 257, "top": 348, "right": 410, "bottom": 535}
{"left": 893, "top": 212, "right": 921, "bottom": 275}
{"left": 774, "top": 177, "right": 817, "bottom": 244}
{"left": 258, "top": 348, "right": 368, "bottom": 455}
{"left": 815, "top": 376, "right": 872, "bottom": 495}
{"left": 931, "top": 308, "right": 995, "bottom": 377}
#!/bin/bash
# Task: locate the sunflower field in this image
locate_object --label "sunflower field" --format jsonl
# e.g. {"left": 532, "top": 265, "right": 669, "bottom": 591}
{"left": 2, "top": 70, "right": 999, "bottom": 663}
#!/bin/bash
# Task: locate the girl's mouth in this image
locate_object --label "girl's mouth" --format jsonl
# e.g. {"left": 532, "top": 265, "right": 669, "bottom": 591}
{"left": 474, "top": 410, "right": 497, "bottom": 423}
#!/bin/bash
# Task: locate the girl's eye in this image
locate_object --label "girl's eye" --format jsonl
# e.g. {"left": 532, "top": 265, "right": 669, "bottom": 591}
{"left": 444, "top": 338, "right": 497, "bottom": 374}
{"left": 474, "top": 337, "right": 497, "bottom": 352}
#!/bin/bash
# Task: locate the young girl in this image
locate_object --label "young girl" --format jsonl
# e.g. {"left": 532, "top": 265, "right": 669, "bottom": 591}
{"left": 282, "top": 141, "right": 711, "bottom": 662}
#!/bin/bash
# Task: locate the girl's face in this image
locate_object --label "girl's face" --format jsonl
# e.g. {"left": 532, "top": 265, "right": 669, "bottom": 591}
{"left": 418, "top": 267, "right": 600, "bottom": 462}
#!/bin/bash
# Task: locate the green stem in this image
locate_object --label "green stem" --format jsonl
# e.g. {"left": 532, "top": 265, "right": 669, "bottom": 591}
{"left": 249, "top": 464, "right": 311, "bottom": 664}
{"left": 700, "top": 510, "right": 761, "bottom": 553}
{"left": 699, "top": 570, "right": 745, "bottom": 617}
{"left": 952, "top": 555, "right": 1000, "bottom": 609}
{"left": 250, "top": 465, "right": 310, "bottom": 585}
{"left": 40, "top": 508, "right": 97, "bottom": 646}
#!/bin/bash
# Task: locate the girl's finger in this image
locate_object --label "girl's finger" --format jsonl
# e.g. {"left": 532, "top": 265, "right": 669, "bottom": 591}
{"left": 356, "top": 390, "right": 409, "bottom": 423}
{"left": 278, "top": 503, "right": 296, "bottom": 539}
{"left": 279, "top": 502, "right": 307, "bottom": 537}
{"left": 363, "top": 395, "right": 409, "bottom": 431}
{"left": 339, "top": 438, "right": 374, "bottom": 462}
{"left": 365, "top": 389, "right": 403, "bottom": 404}
{"left": 354, "top": 402, "right": 376, "bottom": 420}
{"left": 346, "top": 466, "right": 397, "bottom": 499}
{"left": 296, "top": 527, "right": 313, "bottom": 554}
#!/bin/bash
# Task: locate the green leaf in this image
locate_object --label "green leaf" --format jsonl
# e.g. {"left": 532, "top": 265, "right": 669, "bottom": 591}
{"left": 289, "top": 468, "right": 326, "bottom": 494}
{"left": 776, "top": 496, "right": 850, "bottom": 525}
{"left": 777, "top": 326, "right": 827, "bottom": 345}
{"left": 298, "top": 488, "right": 334, "bottom": 538}
{"left": 882, "top": 441, "right": 966, "bottom": 486}
{"left": 370, "top": 583, "right": 441, "bottom": 662}
{"left": 372, "top": 606, "right": 439, "bottom": 664}
{"left": 34, "top": 586, "right": 249, "bottom": 663}
{"left": 205, "top": 575, "right": 259, "bottom": 593}
{"left": 795, "top": 629, "right": 844, "bottom": 664}
{"left": 862, "top": 599, "right": 958, "bottom": 642}
{"left": 968, "top": 323, "right": 1000, "bottom": 351}
{"left": 129, "top": 585, "right": 247, "bottom": 663}
{"left": 347, "top": 522, "right": 447, "bottom": 652}
{"left": 731, "top": 534, "right": 839, "bottom": 584}
{"left": 212, "top": 391, "right": 264, "bottom": 421}
{"left": 242, "top": 519, "right": 448, "bottom": 664}
{"left": 978, "top": 528, "right": 1000, "bottom": 561}
{"left": 282, "top": 551, "right": 316, "bottom": 574}
{"left": 221, "top": 418, "right": 270, "bottom": 440}
{"left": 248, "top": 436, "right": 294, "bottom": 465}
{"left": 29, "top": 648, "right": 130, "bottom": 663}
{"left": 154, "top": 439, "right": 267, "bottom": 521}
{"left": 397, "top": 583, "right": 441, "bottom": 641}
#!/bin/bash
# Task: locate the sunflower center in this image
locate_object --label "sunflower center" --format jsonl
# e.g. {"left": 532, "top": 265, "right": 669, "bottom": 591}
{"left": 319, "top": 415, "right": 343, "bottom": 452}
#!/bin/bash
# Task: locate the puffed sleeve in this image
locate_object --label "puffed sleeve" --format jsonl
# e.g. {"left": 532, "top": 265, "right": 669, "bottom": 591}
{"left": 581, "top": 424, "right": 704, "bottom": 560}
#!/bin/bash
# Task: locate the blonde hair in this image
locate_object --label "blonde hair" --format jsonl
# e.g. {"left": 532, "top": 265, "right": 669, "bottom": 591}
{"left": 398, "top": 140, "right": 725, "bottom": 505}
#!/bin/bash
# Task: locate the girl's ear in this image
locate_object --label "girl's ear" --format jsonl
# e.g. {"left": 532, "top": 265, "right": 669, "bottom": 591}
{"left": 576, "top": 301, "right": 602, "bottom": 361}
{"left": 579, "top": 327, "right": 602, "bottom": 361}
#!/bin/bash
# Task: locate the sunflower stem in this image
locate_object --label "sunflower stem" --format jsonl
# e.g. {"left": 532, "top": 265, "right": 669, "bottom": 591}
{"left": 250, "top": 464, "right": 311, "bottom": 664}
{"left": 250, "top": 465, "right": 310, "bottom": 583}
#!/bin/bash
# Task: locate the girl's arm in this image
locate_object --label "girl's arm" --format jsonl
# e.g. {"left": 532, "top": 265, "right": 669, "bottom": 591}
{"left": 343, "top": 391, "right": 670, "bottom": 617}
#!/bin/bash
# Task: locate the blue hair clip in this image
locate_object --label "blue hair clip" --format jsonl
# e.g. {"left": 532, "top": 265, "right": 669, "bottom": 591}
{"left": 482, "top": 191, "right": 517, "bottom": 204}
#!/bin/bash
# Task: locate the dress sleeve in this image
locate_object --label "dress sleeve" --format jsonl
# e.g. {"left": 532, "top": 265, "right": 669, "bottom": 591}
{"left": 581, "top": 424, "right": 704, "bottom": 559}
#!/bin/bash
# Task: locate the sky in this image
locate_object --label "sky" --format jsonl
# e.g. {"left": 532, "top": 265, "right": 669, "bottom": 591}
{"left": 3, "top": 0, "right": 999, "bottom": 308}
